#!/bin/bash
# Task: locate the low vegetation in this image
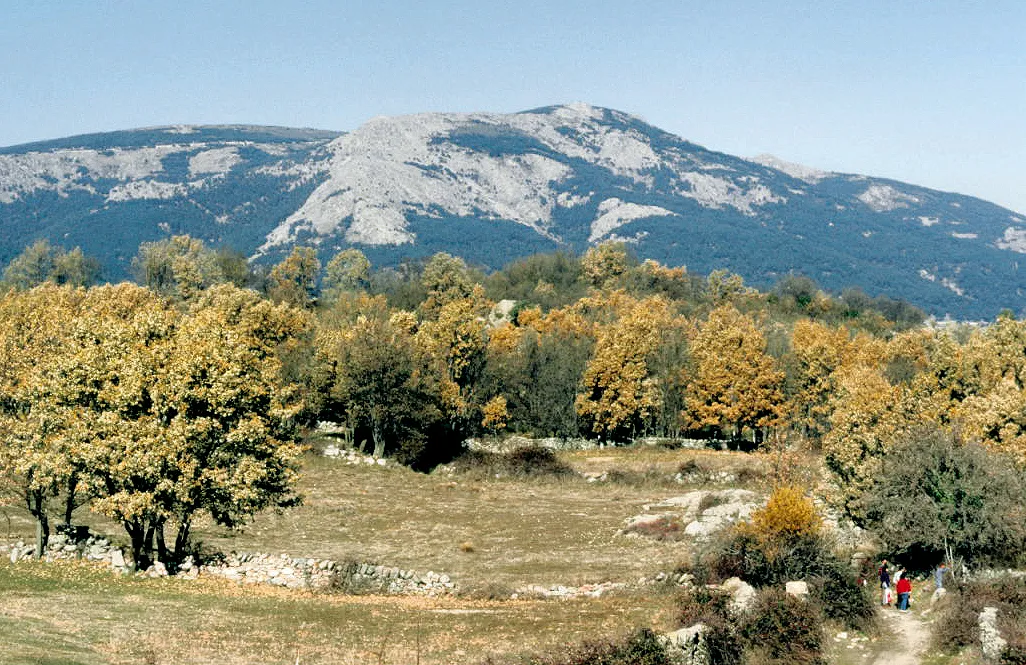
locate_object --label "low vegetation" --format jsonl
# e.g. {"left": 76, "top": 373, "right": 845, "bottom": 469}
{"left": 0, "top": 559, "right": 677, "bottom": 665}
{"left": 934, "top": 576, "right": 1026, "bottom": 662}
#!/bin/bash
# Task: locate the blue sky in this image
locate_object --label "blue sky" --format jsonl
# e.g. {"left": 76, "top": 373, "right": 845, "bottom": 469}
{"left": 2, "top": 1, "right": 1023, "bottom": 212}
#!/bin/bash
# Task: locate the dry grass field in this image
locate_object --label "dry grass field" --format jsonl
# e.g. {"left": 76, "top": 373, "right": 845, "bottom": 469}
{"left": 0, "top": 443, "right": 784, "bottom": 664}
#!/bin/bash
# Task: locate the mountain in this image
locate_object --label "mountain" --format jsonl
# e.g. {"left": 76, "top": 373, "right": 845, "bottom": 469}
{"left": 1, "top": 104, "right": 1024, "bottom": 319}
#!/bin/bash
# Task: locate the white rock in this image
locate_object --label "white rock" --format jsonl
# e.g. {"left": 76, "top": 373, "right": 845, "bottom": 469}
{"left": 663, "top": 623, "right": 710, "bottom": 665}
{"left": 721, "top": 577, "right": 757, "bottom": 613}
{"left": 786, "top": 580, "right": 810, "bottom": 598}
{"left": 979, "top": 606, "right": 1007, "bottom": 660}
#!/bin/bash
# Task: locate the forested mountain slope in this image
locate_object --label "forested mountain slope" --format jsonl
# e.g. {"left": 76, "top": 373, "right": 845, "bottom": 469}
{"left": 2, "top": 104, "right": 1023, "bottom": 318}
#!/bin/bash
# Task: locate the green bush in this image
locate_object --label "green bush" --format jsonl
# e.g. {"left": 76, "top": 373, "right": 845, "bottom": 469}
{"left": 677, "top": 586, "right": 735, "bottom": 626}
{"left": 863, "top": 430, "right": 1026, "bottom": 568}
{"left": 809, "top": 560, "right": 876, "bottom": 631}
{"left": 675, "top": 587, "right": 744, "bottom": 665}
{"left": 743, "top": 588, "right": 825, "bottom": 665}
{"left": 710, "top": 530, "right": 827, "bottom": 587}
{"left": 697, "top": 526, "right": 874, "bottom": 631}
{"left": 933, "top": 577, "right": 1026, "bottom": 654}
{"left": 449, "top": 446, "right": 575, "bottom": 479}
{"left": 481, "top": 628, "right": 671, "bottom": 665}
{"left": 1003, "top": 646, "right": 1026, "bottom": 665}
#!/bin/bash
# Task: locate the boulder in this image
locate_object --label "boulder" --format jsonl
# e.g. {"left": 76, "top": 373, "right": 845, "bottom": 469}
{"left": 979, "top": 606, "right": 1007, "bottom": 661}
{"left": 721, "top": 577, "right": 757, "bottom": 613}
{"left": 663, "top": 623, "right": 710, "bottom": 665}
{"left": 683, "top": 520, "right": 719, "bottom": 540}
{"left": 110, "top": 548, "right": 126, "bottom": 569}
{"left": 785, "top": 580, "right": 810, "bottom": 599}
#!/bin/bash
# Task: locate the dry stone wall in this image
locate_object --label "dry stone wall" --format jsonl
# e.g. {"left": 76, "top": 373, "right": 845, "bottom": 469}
{"left": 1, "top": 535, "right": 455, "bottom": 596}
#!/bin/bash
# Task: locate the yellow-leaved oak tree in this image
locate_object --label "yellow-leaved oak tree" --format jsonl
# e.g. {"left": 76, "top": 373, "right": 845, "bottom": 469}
{"left": 1, "top": 283, "right": 308, "bottom": 570}
{"left": 785, "top": 321, "right": 887, "bottom": 438}
{"left": 955, "top": 315, "right": 1026, "bottom": 462}
{"left": 108, "top": 284, "right": 305, "bottom": 569}
{"left": 415, "top": 291, "right": 491, "bottom": 460}
{"left": 0, "top": 284, "right": 89, "bottom": 558}
{"left": 575, "top": 295, "right": 677, "bottom": 442}
{"left": 266, "top": 246, "right": 321, "bottom": 309}
{"left": 684, "top": 305, "right": 785, "bottom": 444}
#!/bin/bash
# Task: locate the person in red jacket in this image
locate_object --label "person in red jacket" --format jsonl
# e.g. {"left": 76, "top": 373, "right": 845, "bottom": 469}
{"left": 896, "top": 568, "right": 912, "bottom": 611}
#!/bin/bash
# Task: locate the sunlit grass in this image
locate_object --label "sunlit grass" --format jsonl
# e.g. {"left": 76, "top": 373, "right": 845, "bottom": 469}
{"left": 0, "top": 444, "right": 777, "bottom": 663}
{"left": 0, "top": 560, "right": 679, "bottom": 664}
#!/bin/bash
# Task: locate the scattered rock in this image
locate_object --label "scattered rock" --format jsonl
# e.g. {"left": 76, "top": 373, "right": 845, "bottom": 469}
{"left": 663, "top": 623, "right": 710, "bottom": 665}
{"left": 785, "top": 580, "right": 809, "bottom": 599}
{"left": 979, "top": 606, "right": 1007, "bottom": 661}
{"left": 624, "top": 489, "right": 762, "bottom": 542}
{"left": 720, "top": 577, "right": 757, "bottom": 613}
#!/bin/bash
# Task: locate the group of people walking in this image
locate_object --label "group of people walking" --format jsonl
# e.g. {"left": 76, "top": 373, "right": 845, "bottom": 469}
{"left": 877, "top": 559, "right": 947, "bottom": 612}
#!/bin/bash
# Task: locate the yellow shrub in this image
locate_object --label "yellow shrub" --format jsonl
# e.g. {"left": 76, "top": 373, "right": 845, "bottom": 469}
{"left": 747, "top": 486, "right": 822, "bottom": 549}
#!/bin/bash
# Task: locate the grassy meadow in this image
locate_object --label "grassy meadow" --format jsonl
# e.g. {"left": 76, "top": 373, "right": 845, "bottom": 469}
{"left": 0, "top": 445, "right": 774, "bottom": 664}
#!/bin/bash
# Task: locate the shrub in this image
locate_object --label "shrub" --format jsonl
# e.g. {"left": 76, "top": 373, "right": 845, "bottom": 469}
{"left": 504, "top": 446, "right": 575, "bottom": 477}
{"left": 481, "top": 629, "right": 671, "bottom": 665}
{"left": 687, "top": 485, "right": 874, "bottom": 632}
{"left": 623, "top": 515, "right": 687, "bottom": 541}
{"left": 1004, "top": 646, "right": 1026, "bottom": 665}
{"left": 712, "top": 527, "right": 826, "bottom": 587}
{"left": 808, "top": 559, "right": 876, "bottom": 631}
{"left": 677, "top": 458, "right": 704, "bottom": 479}
{"left": 863, "top": 430, "right": 1026, "bottom": 568}
{"left": 743, "top": 588, "right": 825, "bottom": 665}
{"left": 934, "top": 576, "right": 1026, "bottom": 654}
{"left": 449, "top": 446, "right": 575, "bottom": 479}
{"left": 677, "top": 586, "right": 735, "bottom": 627}
{"left": 746, "top": 486, "right": 822, "bottom": 548}
{"left": 698, "top": 493, "right": 727, "bottom": 512}
{"left": 675, "top": 587, "right": 744, "bottom": 665}
{"left": 603, "top": 465, "right": 672, "bottom": 487}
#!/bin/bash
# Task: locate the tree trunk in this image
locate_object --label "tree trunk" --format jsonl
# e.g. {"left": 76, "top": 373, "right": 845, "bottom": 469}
{"left": 173, "top": 522, "right": 191, "bottom": 564}
{"left": 25, "top": 489, "right": 49, "bottom": 559}
{"left": 63, "top": 472, "right": 78, "bottom": 528}
{"left": 155, "top": 519, "right": 168, "bottom": 567}
{"left": 372, "top": 419, "right": 385, "bottom": 458}
{"left": 125, "top": 520, "right": 152, "bottom": 571}
{"left": 34, "top": 512, "right": 48, "bottom": 560}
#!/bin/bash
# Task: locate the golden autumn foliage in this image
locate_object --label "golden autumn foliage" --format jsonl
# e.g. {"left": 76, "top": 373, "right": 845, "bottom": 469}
{"left": 745, "top": 485, "right": 822, "bottom": 549}
{"left": 480, "top": 395, "right": 509, "bottom": 433}
{"left": 267, "top": 246, "right": 320, "bottom": 308}
{"left": 685, "top": 305, "right": 784, "bottom": 439}
{"left": 575, "top": 296, "right": 674, "bottom": 440}
{"left": 581, "top": 241, "right": 632, "bottom": 289}
{"left": 0, "top": 282, "right": 307, "bottom": 568}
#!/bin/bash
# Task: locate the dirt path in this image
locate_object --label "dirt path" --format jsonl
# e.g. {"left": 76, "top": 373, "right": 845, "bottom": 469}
{"left": 872, "top": 607, "right": 932, "bottom": 665}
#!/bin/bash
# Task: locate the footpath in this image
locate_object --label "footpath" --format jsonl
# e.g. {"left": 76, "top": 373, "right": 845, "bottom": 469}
{"left": 871, "top": 607, "right": 931, "bottom": 665}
